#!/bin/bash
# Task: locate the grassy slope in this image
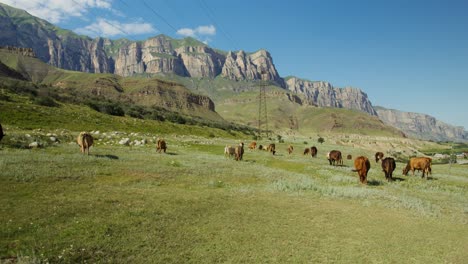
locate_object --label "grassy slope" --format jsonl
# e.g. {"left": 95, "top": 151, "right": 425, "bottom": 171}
{"left": 0, "top": 133, "right": 467, "bottom": 263}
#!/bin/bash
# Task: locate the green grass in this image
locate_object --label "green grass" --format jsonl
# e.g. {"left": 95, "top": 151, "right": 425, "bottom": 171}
{"left": 1, "top": 130, "right": 466, "bottom": 263}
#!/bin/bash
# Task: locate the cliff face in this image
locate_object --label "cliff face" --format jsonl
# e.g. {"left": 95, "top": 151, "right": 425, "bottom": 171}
{"left": 0, "top": 3, "right": 284, "bottom": 85}
{"left": 375, "top": 107, "right": 468, "bottom": 142}
{"left": 285, "top": 77, "right": 377, "bottom": 115}
{"left": 221, "top": 50, "right": 285, "bottom": 87}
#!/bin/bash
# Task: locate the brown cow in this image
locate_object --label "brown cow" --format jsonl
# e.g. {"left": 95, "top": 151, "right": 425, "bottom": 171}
{"left": 287, "top": 145, "right": 294, "bottom": 155}
{"left": 156, "top": 138, "right": 167, "bottom": 153}
{"left": 258, "top": 145, "right": 264, "bottom": 150}
{"left": 381, "top": 157, "right": 396, "bottom": 181}
{"left": 248, "top": 141, "right": 257, "bottom": 150}
{"left": 77, "top": 132, "right": 94, "bottom": 155}
{"left": 0, "top": 123, "right": 4, "bottom": 142}
{"left": 327, "top": 150, "right": 342, "bottom": 166}
{"left": 303, "top": 148, "right": 310, "bottom": 155}
{"left": 353, "top": 156, "right": 371, "bottom": 184}
{"left": 235, "top": 142, "right": 244, "bottom": 161}
{"left": 347, "top": 154, "right": 352, "bottom": 160}
{"left": 224, "top": 145, "right": 235, "bottom": 158}
{"left": 267, "top": 143, "right": 276, "bottom": 155}
{"left": 375, "top": 152, "right": 384, "bottom": 163}
{"left": 311, "top": 146, "right": 318, "bottom": 158}
{"left": 403, "top": 157, "right": 431, "bottom": 179}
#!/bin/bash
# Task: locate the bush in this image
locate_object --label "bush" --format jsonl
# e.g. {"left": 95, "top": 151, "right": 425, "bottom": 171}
{"left": 33, "top": 96, "right": 59, "bottom": 107}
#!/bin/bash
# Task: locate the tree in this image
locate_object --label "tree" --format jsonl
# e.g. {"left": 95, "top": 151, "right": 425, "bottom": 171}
{"left": 318, "top": 137, "right": 325, "bottom": 144}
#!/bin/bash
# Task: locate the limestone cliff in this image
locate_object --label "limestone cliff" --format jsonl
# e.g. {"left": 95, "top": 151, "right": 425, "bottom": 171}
{"left": 285, "top": 77, "right": 377, "bottom": 115}
{"left": 375, "top": 106, "right": 468, "bottom": 142}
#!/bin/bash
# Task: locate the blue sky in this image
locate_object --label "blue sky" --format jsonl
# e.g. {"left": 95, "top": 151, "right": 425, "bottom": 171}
{"left": 2, "top": 0, "right": 468, "bottom": 129}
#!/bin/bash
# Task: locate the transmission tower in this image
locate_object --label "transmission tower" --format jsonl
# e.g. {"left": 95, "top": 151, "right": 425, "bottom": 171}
{"left": 257, "top": 72, "right": 269, "bottom": 138}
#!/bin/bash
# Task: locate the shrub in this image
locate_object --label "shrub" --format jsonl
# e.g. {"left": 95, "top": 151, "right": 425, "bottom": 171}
{"left": 33, "top": 96, "right": 59, "bottom": 107}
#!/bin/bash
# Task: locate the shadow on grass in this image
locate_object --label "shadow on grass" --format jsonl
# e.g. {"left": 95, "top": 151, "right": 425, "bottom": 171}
{"left": 164, "top": 152, "right": 178, "bottom": 156}
{"left": 392, "top": 177, "right": 406, "bottom": 182}
{"left": 367, "top": 179, "right": 384, "bottom": 186}
{"left": 94, "top": 154, "right": 119, "bottom": 160}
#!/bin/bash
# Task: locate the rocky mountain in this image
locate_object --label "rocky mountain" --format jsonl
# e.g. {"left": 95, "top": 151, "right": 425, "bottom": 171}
{"left": 375, "top": 106, "right": 468, "bottom": 142}
{"left": 285, "top": 77, "right": 377, "bottom": 115}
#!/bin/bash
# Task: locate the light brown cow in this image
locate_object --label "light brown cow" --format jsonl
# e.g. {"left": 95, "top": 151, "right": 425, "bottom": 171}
{"left": 235, "top": 142, "right": 244, "bottom": 161}
{"left": 156, "top": 138, "right": 167, "bottom": 153}
{"left": 375, "top": 152, "right": 384, "bottom": 163}
{"left": 77, "top": 132, "right": 94, "bottom": 155}
{"left": 327, "top": 150, "right": 342, "bottom": 166}
{"left": 224, "top": 145, "right": 235, "bottom": 158}
{"left": 248, "top": 141, "right": 257, "bottom": 150}
{"left": 381, "top": 157, "right": 396, "bottom": 181}
{"left": 403, "top": 157, "right": 431, "bottom": 178}
{"left": 287, "top": 145, "right": 294, "bottom": 155}
{"left": 353, "top": 156, "right": 371, "bottom": 184}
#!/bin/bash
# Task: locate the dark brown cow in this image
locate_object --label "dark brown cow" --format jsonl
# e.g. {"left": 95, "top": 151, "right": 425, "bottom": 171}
{"left": 248, "top": 141, "right": 257, "bottom": 150}
{"left": 347, "top": 154, "right": 352, "bottom": 160}
{"left": 267, "top": 143, "right": 276, "bottom": 155}
{"left": 375, "top": 152, "right": 384, "bottom": 163}
{"left": 311, "top": 146, "right": 318, "bottom": 158}
{"left": 381, "top": 157, "right": 396, "bottom": 181}
{"left": 327, "top": 150, "right": 342, "bottom": 166}
{"left": 156, "top": 138, "right": 167, "bottom": 153}
{"left": 258, "top": 145, "right": 264, "bottom": 150}
{"left": 287, "top": 145, "right": 294, "bottom": 155}
{"left": 235, "top": 142, "right": 244, "bottom": 161}
{"left": 353, "top": 156, "right": 371, "bottom": 184}
{"left": 403, "top": 157, "right": 431, "bottom": 179}
{"left": 0, "top": 123, "right": 4, "bottom": 142}
{"left": 303, "top": 148, "right": 310, "bottom": 155}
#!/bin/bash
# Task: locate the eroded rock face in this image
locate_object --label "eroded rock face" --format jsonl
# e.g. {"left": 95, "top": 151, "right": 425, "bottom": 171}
{"left": 285, "top": 77, "right": 377, "bottom": 115}
{"left": 375, "top": 107, "right": 468, "bottom": 142}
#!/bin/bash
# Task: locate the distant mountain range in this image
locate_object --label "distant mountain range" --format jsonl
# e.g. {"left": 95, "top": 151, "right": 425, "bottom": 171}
{"left": 0, "top": 2, "right": 466, "bottom": 142}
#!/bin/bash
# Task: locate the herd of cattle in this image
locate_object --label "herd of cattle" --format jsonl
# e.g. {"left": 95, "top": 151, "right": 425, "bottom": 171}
{"left": 0, "top": 124, "right": 434, "bottom": 185}
{"left": 223, "top": 141, "right": 433, "bottom": 184}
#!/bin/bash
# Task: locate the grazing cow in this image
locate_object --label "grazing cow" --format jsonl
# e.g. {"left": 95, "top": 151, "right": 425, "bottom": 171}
{"left": 403, "top": 157, "right": 431, "bottom": 178}
{"left": 327, "top": 150, "right": 343, "bottom": 166}
{"left": 248, "top": 141, "right": 257, "bottom": 150}
{"left": 156, "top": 138, "right": 167, "bottom": 153}
{"left": 353, "top": 156, "right": 371, "bottom": 184}
{"left": 77, "top": 132, "right": 94, "bottom": 155}
{"left": 287, "top": 145, "right": 294, "bottom": 155}
{"left": 303, "top": 148, "right": 310, "bottom": 155}
{"left": 0, "top": 123, "right": 4, "bottom": 142}
{"left": 311, "top": 146, "right": 318, "bottom": 158}
{"left": 375, "top": 152, "right": 384, "bottom": 163}
{"left": 235, "top": 142, "right": 244, "bottom": 161}
{"left": 258, "top": 145, "right": 264, "bottom": 150}
{"left": 347, "top": 154, "right": 352, "bottom": 160}
{"left": 224, "top": 145, "right": 235, "bottom": 158}
{"left": 381, "top": 157, "right": 396, "bottom": 181}
{"left": 267, "top": 143, "right": 276, "bottom": 155}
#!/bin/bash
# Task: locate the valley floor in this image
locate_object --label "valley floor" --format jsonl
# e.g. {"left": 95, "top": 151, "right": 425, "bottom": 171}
{"left": 1, "top": 132, "right": 467, "bottom": 263}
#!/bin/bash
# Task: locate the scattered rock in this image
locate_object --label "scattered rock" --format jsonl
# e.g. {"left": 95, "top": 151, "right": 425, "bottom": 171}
{"left": 119, "top": 138, "right": 130, "bottom": 145}
{"left": 29, "top": 142, "right": 40, "bottom": 148}
{"left": 49, "top": 136, "right": 58, "bottom": 142}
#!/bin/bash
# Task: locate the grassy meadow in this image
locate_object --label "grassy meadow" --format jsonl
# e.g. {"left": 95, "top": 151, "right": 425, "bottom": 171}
{"left": 1, "top": 126, "right": 467, "bottom": 263}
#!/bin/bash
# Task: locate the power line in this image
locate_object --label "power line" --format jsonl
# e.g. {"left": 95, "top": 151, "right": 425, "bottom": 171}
{"left": 140, "top": 0, "right": 178, "bottom": 33}
{"left": 197, "top": 0, "right": 240, "bottom": 51}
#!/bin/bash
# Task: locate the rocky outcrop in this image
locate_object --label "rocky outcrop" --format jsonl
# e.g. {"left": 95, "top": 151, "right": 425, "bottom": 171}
{"left": 375, "top": 106, "right": 468, "bottom": 142}
{"left": 221, "top": 50, "right": 284, "bottom": 87}
{"left": 286, "top": 77, "right": 377, "bottom": 115}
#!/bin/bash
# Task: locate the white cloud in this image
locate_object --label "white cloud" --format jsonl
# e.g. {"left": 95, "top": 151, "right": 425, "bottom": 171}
{"left": 75, "top": 18, "right": 157, "bottom": 37}
{"left": 196, "top": 25, "right": 216, "bottom": 36}
{"left": 176, "top": 25, "right": 216, "bottom": 44}
{"left": 176, "top": 28, "right": 196, "bottom": 38}
{"left": 2, "top": 0, "right": 113, "bottom": 23}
